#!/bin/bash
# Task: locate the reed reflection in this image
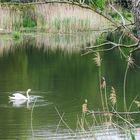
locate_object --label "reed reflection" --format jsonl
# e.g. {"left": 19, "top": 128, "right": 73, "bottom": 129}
{"left": 0, "top": 32, "right": 100, "bottom": 56}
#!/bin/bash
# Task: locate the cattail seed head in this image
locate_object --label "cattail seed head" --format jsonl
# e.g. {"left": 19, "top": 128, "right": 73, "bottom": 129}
{"left": 109, "top": 86, "right": 116, "bottom": 106}
{"left": 93, "top": 52, "right": 101, "bottom": 67}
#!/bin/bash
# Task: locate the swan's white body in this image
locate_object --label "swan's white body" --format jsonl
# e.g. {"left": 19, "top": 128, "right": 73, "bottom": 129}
{"left": 9, "top": 89, "right": 31, "bottom": 100}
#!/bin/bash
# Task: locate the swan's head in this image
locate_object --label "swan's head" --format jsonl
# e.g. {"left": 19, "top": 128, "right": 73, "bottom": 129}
{"left": 27, "top": 89, "right": 31, "bottom": 92}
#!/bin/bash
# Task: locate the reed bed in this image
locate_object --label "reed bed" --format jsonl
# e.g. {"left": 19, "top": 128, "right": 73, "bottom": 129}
{"left": 0, "top": 2, "right": 112, "bottom": 33}
{"left": 35, "top": 3, "right": 111, "bottom": 33}
{"left": 0, "top": 4, "right": 23, "bottom": 32}
{"left": 0, "top": 36, "right": 13, "bottom": 56}
{"left": 0, "top": 5, "right": 12, "bottom": 32}
{"left": 34, "top": 32, "right": 101, "bottom": 53}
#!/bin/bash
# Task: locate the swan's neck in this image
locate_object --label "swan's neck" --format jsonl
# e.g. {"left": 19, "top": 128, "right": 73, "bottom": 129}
{"left": 26, "top": 91, "right": 30, "bottom": 99}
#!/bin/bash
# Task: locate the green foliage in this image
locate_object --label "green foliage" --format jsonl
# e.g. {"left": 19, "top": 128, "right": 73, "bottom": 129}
{"left": 23, "top": 16, "right": 36, "bottom": 28}
{"left": 12, "top": 31, "right": 20, "bottom": 40}
{"left": 90, "top": 0, "right": 105, "bottom": 10}
{"left": 109, "top": 12, "right": 119, "bottom": 19}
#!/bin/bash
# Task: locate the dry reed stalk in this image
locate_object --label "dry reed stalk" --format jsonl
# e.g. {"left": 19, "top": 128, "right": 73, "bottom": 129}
{"left": 123, "top": 63, "right": 129, "bottom": 112}
{"left": 93, "top": 52, "right": 105, "bottom": 111}
{"left": 111, "top": 107, "right": 135, "bottom": 128}
{"left": 102, "top": 77, "right": 109, "bottom": 111}
{"left": 123, "top": 55, "right": 134, "bottom": 112}
{"left": 55, "top": 107, "right": 73, "bottom": 133}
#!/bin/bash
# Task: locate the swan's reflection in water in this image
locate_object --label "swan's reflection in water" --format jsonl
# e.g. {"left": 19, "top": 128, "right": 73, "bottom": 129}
{"left": 9, "top": 99, "right": 30, "bottom": 108}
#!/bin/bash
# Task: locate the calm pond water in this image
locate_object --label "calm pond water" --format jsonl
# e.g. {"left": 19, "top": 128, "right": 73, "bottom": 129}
{"left": 0, "top": 32, "right": 140, "bottom": 140}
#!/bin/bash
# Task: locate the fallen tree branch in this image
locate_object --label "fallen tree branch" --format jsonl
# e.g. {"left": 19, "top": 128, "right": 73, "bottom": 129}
{"left": 86, "top": 41, "right": 139, "bottom": 49}
{"left": 82, "top": 40, "right": 140, "bottom": 56}
{"left": 82, "top": 46, "right": 117, "bottom": 55}
{"left": 87, "top": 110, "right": 140, "bottom": 115}
{"left": 130, "top": 46, "right": 140, "bottom": 53}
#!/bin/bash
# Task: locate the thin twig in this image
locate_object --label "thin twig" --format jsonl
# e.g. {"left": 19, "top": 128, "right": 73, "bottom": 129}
{"left": 55, "top": 107, "right": 73, "bottom": 133}
{"left": 128, "top": 96, "right": 138, "bottom": 111}
{"left": 56, "top": 113, "right": 65, "bottom": 133}
{"left": 118, "top": 31, "right": 127, "bottom": 58}
{"left": 111, "top": 107, "right": 135, "bottom": 128}
{"left": 87, "top": 110, "right": 140, "bottom": 115}
{"left": 86, "top": 41, "right": 139, "bottom": 49}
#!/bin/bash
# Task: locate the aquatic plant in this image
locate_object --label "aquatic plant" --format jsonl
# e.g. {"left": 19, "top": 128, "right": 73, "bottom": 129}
{"left": 123, "top": 55, "right": 135, "bottom": 112}
{"left": 101, "top": 77, "right": 109, "bottom": 111}
{"left": 93, "top": 52, "right": 105, "bottom": 111}
{"left": 12, "top": 31, "right": 20, "bottom": 39}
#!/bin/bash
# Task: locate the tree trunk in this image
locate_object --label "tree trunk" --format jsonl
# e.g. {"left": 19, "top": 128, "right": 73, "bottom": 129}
{"left": 132, "top": 0, "right": 140, "bottom": 40}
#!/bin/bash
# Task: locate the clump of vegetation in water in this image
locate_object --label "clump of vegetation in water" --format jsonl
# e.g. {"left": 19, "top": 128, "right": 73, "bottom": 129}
{"left": 78, "top": 45, "right": 139, "bottom": 139}
{"left": 12, "top": 31, "right": 20, "bottom": 40}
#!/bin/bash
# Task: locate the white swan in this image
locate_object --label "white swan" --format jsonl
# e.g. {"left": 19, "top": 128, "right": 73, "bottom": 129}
{"left": 9, "top": 89, "right": 31, "bottom": 100}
